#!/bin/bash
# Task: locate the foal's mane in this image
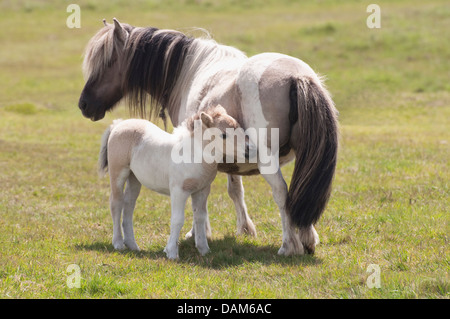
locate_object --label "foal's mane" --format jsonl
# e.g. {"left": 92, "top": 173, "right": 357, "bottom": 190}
{"left": 184, "top": 104, "right": 228, "bottom": 133}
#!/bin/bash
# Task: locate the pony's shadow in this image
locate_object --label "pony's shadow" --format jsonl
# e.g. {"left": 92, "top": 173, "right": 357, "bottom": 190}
{"left": 75, "top": 236, "right": 322, "bottom": 269}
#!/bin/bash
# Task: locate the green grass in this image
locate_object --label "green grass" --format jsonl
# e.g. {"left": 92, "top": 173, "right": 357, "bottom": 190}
{"left": 0, "top": 0, "right": 448, "bottom": 298}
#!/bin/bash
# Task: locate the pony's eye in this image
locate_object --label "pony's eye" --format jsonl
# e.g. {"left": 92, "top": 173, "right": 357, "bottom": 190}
{"left": 221, "top": 133, "right": 227, "bottom": 139}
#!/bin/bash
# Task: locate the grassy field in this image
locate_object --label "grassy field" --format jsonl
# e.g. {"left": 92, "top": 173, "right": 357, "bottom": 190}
{"left": 0, "top": 0, "right": 448, "bottom": 298}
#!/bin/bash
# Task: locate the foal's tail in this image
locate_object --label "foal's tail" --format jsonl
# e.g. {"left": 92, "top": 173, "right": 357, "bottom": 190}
{"left": 286, "top": 76, "right": 339, "bottom": 239}
{"left": 98, "top": 119, "right": 123, "bottom": 178}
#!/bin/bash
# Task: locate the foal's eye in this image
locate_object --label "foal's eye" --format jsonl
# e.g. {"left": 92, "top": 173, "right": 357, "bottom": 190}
{"left": 221, "top": 133, "right": 227, "bottom": 139}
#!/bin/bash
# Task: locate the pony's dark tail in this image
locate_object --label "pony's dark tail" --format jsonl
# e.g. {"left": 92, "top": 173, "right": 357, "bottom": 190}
{"left": 286, "top": 76, "right": 339, "bottom": 238}
{"left": 98, "top": 119, "right": 123, "bottom": 178}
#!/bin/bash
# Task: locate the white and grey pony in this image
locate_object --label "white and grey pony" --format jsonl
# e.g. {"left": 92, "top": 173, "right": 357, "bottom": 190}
{"left": 80, "top": 18, "right": 339, "bottom": 255}
{"left": 98, "top": 104, "right": 255, "bottom": 259}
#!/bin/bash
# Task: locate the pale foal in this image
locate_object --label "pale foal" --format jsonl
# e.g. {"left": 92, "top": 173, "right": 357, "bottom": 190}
{"left": 98, "top": 105, "right": 254, "bottom": 259}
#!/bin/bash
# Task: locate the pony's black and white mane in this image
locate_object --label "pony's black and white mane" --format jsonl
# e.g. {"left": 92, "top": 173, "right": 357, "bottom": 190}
{"left": 124, "top": 28, "right": 194, "bottom": 119}
{"left": 83, "top": 23, "right": 246, "bottom": 121}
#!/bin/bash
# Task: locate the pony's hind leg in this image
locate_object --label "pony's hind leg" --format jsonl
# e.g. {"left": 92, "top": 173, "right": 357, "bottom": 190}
{"left": 109, "top": 168, "right": 130, "bottom": 250}
{"left": 191, "top": 186, "right": 211, "bottom": 256}
{"left": 122, "top": 172, "right": 142, "bottom": 251}
{"left": 227, "top": 174, "right": 257, "bottom": 237}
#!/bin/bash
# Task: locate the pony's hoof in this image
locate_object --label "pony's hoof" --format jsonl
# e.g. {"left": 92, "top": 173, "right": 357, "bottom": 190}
{"left": 303, "top": 244, "right": 315, "bottom": 255}
{"left": 277, "top": 246, "right": 304, "bottom": 256}
{"left": 164, "top": 247, "right": 179, "bottom": 260}
{"left": 299, "top": 226, "right": 319, "bottom": 255}
{"left": 113, "top": 241, "right": 126, "bottom": 251}
{"left": 277, "top": 239, "right": 305, "bottom": 256}
{"left": 124, "top": 241, "right": 140, "bottom": 251}
{"left": 277, "top": 247, "right": 287, "bottom": 256}
{"left": 237, "top": 220, "right": 257, "bottom": 237}
{"left": 196, "top": 246, "right": 210, "bottom": 256}
{"left": 185, "top": 229, "right": 194, "bottom": 240}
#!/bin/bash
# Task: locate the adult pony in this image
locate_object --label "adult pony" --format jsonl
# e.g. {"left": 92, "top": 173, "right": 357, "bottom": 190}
{"left": 79, "top": 18, "right": 339, "bottom": 255}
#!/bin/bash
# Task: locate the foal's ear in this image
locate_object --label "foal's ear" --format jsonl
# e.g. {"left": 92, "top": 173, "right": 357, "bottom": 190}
{"left": 200, "top": 112, "right": 214, "bottom": 128}
{"left": 113, "top": 18, "right": 128, "bottom": 43}
{"left": 215, "top": 104, "right": 227, "bottom": 114}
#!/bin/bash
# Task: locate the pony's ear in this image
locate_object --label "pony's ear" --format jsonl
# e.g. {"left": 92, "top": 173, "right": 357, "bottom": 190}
{"left": 200, "top": 112, "right": 213, "bottom": 128}
{"left": 102, "top": 19, "right": 108, "bottom": 26}
{"left": 113, "top": 18, "right": 128, "bottom": 43}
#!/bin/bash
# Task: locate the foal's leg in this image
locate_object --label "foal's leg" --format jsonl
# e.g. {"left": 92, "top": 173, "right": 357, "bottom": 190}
{"left": 191, "top": 186, "right": 211, "bottom": 256}
{"left": 109, "top": 168, "right": 130, "bottom": 250}
{"left": 164, "top": 188, "right": 189, "bottom": 260}
{"left": 227, "top": 174, "right": 257, "bottom": 237}
{"left": 185, "top": 215, "right": 211, "bottom": 240}
{"left": 122, "top": 172, "right": 142, "bottom": 251}
{"left": 185, "top": 203, "right": 211, "bottom": 240}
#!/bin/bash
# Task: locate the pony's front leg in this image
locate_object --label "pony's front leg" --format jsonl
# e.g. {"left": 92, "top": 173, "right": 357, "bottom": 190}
{"left": 191, "top": 186, "right": 211, "bottom": 256}
{"left": 227, "top": 174, "right": 257, "bottom": 237}
{"left": 164, "top": 189, "right": 189, "bottom": 260}
{"left": 259, "top": 160, "right": 305, "bottom": 256}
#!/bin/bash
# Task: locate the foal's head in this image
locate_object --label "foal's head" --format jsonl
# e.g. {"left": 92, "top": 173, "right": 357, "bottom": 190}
{"left": 79, "top": 19, "right": 132, "bottom": 121}
{"left": 189, "top": 105, "right": 256, "bottom": 163}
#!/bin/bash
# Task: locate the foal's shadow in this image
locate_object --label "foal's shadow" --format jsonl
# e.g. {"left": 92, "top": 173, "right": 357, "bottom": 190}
{"left": 75, "top": 236, "right": 322, "bottom": 269}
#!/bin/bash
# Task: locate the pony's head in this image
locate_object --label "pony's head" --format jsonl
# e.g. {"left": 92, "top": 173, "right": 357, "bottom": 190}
{"left": 79, "top": 18, "right": 195, "bottom": 121}
{"left": 79, "top": 18, "right": 132, "bottom": 121}
{"left": 187, "top": 105, "right": 256, "bottom": 163}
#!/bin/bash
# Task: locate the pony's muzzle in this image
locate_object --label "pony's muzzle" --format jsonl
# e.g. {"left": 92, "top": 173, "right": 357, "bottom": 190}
{"left": 79, "top": 99, "right": 88, "bottom": 112}
{"left": 78, "top": 97, "right": 105, "bottom": 121}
